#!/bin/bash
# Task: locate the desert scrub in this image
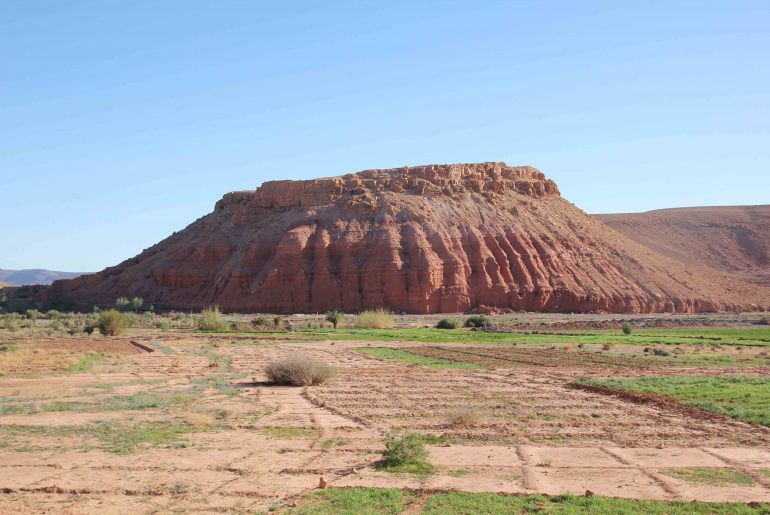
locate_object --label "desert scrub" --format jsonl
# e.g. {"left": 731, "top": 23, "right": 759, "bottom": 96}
{"left": 355, "top": 308, "right": 395, "bottom": 329}
{"left": 464, "top": 315, "right": 492, "bottom": 328}
{"left": 622, "top": 322, "right": 632, "bottom": 335}
{"left": 379, "top": 432, "right": 435, "bottom": 475}
{"left": 446, "top": 407, "right": 485, "bottom": 428}
{"left": 97, "top": 309, "right": 125, "bottom": 336}
{"left": 435, "top": 317, "right": 461, "bottom": 329}
{"left": 265, "top": 354, "right": 336, "bottom": 386}
{"left": 198, "top": 306, "right": 228, "bottom": 331}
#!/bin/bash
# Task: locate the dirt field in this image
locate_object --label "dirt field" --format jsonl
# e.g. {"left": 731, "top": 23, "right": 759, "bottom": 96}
{"left": 1, "top": 318, "right": 770, "bottom": 513}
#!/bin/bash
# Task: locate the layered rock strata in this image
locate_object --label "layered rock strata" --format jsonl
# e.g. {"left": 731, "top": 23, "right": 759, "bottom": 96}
{"left": 48, "top": 163, "right": 770, "bottom": 313}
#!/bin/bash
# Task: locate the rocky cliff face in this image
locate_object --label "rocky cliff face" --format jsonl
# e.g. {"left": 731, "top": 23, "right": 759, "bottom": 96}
{"left": 48, "top": 163, "right": 770, "bottom": 313}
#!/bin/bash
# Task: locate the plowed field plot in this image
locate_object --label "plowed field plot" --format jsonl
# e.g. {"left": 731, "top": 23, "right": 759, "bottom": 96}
{"left": 403, "top": 345, "right": 656, "bottom": 371}
{"left": 308, "top": 351, "right": 770, "bottom": 447}
{"left": 2, "top": 327, "right": 770, "bottom": 512}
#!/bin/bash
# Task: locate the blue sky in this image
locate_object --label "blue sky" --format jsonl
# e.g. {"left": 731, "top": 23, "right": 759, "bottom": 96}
{"left": 1, "top": 0, "right": 768, "bottom": 271}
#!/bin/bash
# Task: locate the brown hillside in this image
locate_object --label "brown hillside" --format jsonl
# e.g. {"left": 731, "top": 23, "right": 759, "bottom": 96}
{"left": 597, "top": 205, "right": 770, "bottom": 287}
{"left": 48, "top": 163, "right": 769, "bottom": 313}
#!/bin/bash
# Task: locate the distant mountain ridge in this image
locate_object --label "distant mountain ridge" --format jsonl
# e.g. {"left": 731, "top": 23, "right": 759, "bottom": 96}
{"left": 0, "top": 269, "right": 89, "bottom": 286}
{"left": 596, "top": 205, "right": 770, "bottom": 287}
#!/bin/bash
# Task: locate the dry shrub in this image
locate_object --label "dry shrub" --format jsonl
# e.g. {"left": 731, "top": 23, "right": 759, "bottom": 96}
{"left": 198, "top": 306, "right": 228, "bottom": 331}
{"left": 355, "top": 308, "right": 394, "bottom": 329}
{"left": 436, "top": 317, "right": 461, "bottom": 329}
{"left": 97, "top": 309, "right": 125, "bottom": 336}
{"left": 601, "top": 343, "right": 613, "bottom": 351}
{"left": 181, "top": 411, "right": 215, "bottom": 429}
{"left": 446, "top": 407, "right": 486, "bottom": 428}
{"left": 265, "top": 354, "right": 336, "bottom": 386}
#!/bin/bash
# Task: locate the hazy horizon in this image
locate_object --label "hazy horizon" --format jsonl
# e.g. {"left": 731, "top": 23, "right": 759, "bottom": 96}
{"left": 2, "top": 1, "right": 768, "bottom": 271}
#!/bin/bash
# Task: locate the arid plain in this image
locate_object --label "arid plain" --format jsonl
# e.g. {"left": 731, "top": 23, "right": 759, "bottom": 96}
{"left": 1, "top": 311, "right": 770, "bottom": 514}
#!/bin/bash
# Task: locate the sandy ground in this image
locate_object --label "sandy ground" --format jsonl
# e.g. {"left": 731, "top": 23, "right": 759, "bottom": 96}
{"left": 0, "top": 333, "right": 769, "bottom": 513}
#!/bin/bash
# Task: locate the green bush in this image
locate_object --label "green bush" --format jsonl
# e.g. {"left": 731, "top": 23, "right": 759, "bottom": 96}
{"left": 325, "top": 309, "right": 344, "bottom": 329}
{"left": 382, "top": 432, "right": 429, "bottom": 466}
{"left": 436, "top": 317, "right": 461, "bottom": 329}
{"left": 26, "top": 309, "right": 42, "bottom": 326}
{"left": 97, "top": 309, "right": 125, "bottom": 336}
{"left": 464, "top": 315, "right": 492, "bottom": 328}
{"left": 154, "top": 319, "right": 171, "bottom": 331}
{"left": 622, "top": 322, "right": 632, "bottom": 335}
{"left": 198, "top": 306, "right": 228, "bottom": 331}
{"left": 356, "top": 308, "right": 395, "bottom": 329}
{"left": 131, "top": 297, "right": 144, "bottom": 312}
{"left": 265, "top": 355, "right": 336, "bottom": 386}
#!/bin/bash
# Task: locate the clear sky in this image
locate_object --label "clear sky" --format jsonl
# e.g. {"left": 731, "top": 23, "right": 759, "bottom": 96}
{"left": 1, "top": 1, "right": 768, "bottom": 272}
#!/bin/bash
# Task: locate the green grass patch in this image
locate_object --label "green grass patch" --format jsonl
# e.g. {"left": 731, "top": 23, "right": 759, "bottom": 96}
{"left": 149, "top": 341, "right": 175, "bottom": 355}
{"left": 259, "top": 426, "right": 319, "bottom": 438}
{"left": 355, "top": 347, "right": 482, "bottom": 369}
{"left": 0, "top": 418, "right": 207, "bottom": 454}
{"left": 285, "top": 487, "right": 417, "bottom": 515}
{"left": 576, "top": 376, "right": 770, "bottom": 426}
{"left": 66, "top": 353, "right": 108, "bottom": 373}
{"left": 191, "top": 375, "right": 239, "bottom": 396}
{"left": 0, "top": 391, "right": 198, "bottom": 415}
{"left": 287, "top": 488, "right": 770, "bottom": 514}
{"left": 660, "top": 467, "right": 754, "bottom": 487}
{"left": 447, "top": 468, "right": 473, "bottom": 477}
{"left": 377, "top": 460, "right": 436, "bottom": 476}
{"left": 320, "top": 438, "right": 350, "bottom": 449}
{"left": 199, "top": 326, "right": 770, "bottom": 347}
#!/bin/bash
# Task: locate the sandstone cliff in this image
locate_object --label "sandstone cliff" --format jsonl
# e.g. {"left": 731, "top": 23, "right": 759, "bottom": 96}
{"left": 48, "top": 163, "right": 770, "bottom": 313}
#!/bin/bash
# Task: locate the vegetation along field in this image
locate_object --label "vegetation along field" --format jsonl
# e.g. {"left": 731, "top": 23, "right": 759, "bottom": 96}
{"left": 0, "top": 307, "right": 769, "bottom": 513}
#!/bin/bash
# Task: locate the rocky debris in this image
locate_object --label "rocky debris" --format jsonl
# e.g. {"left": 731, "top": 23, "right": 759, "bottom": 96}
{"left": 47, "top": 162, "right": 770, "bottom": 314}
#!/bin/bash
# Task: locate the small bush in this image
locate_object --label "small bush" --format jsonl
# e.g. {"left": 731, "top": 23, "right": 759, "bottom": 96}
{"left": 265, "top": 355, "right": 336, "bottom": 386}
{"left": 436, "top": 317, "right": 461, "bottom": 329}
{"left": 601, "top": 343, "right": 613, "bottom": 351}
{"left": 446, "top": 407, "right": 485, "bottom": 427}
{"left": 464, "top": 315, "right": 492, "bottom": 328}
{"left": 154, "top": 319, "right": 171, "bottom": 331}
{"left": 198, "top": 306, "right": 228, "bottom": 331}
{"left": 131, "top": 297, "right": 144, "bottom": 312}
{"left": 97, "top": 309, "right": 125, "bottom": 336}
{"left": 622, "top": 322, "right": 632, "bottom": 335}
{"left": 653, "top": 348, "right": 671, "bottom": 357}
{"left": 116, "top": 297, "right": 130, "bottom": 311}
{"left": 272, "top": 316, "right": 284, "bottom": 329}
{"left": 382, "top": 432, "right": 429, "bottom": 466}
{"left": 251, "top": 316, "right": 270, "bottom": 328}
{"left": 325, "top": 309, "right": 344, "bottom": 329}
{"left": 356, "top": 308, "right": 395, "bottom": 329}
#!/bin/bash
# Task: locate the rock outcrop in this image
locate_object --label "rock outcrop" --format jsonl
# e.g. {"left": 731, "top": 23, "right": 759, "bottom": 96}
{"left": 48, "top": 163, "right": 770, "bottom": 313}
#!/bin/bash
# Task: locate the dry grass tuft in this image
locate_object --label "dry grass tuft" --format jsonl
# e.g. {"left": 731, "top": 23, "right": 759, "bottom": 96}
{"left": 356, "top": 308, "right": 395, "bottom": 329}
{"left": 446, "top": 407, "right": 486, "bottom": 428}
{"left": 265, "top": 354, "right": 336, "bottom": 386}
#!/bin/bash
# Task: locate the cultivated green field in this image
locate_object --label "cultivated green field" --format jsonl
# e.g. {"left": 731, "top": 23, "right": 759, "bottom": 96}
{"left": 285, "top": 487, "right": 770, "bottom": 514}
{"left": 207, "top": 326, "right": 770, "bottom": 346}
{"left": 577, "top": 376, "right": 770, "bottom": 426}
